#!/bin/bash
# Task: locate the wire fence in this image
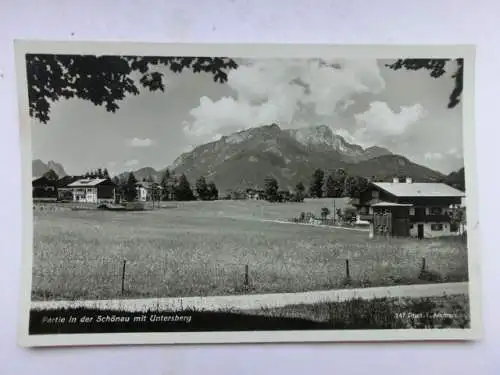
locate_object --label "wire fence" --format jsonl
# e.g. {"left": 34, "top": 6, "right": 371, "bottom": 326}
{"left": 31, "top": 255, "right": 468, "bottom": 302}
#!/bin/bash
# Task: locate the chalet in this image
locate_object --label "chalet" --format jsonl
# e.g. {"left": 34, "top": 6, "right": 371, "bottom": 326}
{"left": 350, "top": 177, "right": 465, "bottom": 239}
{"left": 66, "top": 178, "right": 117, "bottom": 204}
{"left": 56, "top": 175, "right": 84, "bottom": 201}
{"left": 135, "top": 181, "right": 161, "bottom": 201}
{"left": 246, "top": 188, "right": 265, "bottom": 200}
{"left": 32, "top": 176, "right": 58, "bottom": 200}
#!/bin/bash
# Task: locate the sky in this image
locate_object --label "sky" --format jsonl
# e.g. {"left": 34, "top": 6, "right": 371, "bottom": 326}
{"left": 30, "top": 57, "right": 465, "bottom": 176}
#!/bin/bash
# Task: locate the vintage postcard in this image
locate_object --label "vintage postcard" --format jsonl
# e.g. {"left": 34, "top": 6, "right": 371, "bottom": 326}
{"left": 14, "top": 41, "right": 481, "bottom": 347}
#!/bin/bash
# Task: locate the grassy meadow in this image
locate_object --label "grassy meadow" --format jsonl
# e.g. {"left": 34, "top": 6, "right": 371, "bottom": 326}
{"left": 32, "top": 198, "right": 469, "bottom": 301}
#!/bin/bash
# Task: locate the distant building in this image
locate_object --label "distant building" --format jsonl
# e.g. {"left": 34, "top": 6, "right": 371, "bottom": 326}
{"left": 246, "top": 188, "right": 264, "bottom": 200}
{"left": 32, "top": 176, "right": 58, "bottom": 200}
{"left": 135, "top": 181, "right": 161, "bottom": 201}
{"left": 65, "top": 178, "right": 117, "bottom": 204}
{"left": 56, "top": 175, "right": 84, "bottom": 201}
{"left": 350, "top": 177, "right": 465, "bottom": 239}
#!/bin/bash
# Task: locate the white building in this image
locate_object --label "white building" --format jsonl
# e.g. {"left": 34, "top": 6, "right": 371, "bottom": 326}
{"left": 66, "top": 178, "right": 117, "bottom": 204}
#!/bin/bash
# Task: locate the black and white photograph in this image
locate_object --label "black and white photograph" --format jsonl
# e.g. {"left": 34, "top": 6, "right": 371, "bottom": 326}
{"left": 15, "top": 41, "right": 481, "bottom": 347}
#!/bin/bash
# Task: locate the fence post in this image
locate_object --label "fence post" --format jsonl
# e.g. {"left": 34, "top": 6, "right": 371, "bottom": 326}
{"left": 420, "top": 257, "right": 426, "bottom": 274}
{"left": 121, "top": 260, "right": 127, "bottom": 295}
{"left": 244, "top": 264, "right": 249, "bottom": 288}
{"left": 345, "top": 259, "right": 350, "bottom": 281}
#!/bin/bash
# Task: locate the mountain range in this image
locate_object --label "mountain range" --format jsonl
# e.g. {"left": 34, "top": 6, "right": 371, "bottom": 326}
{"left": 116, "top": 124, "right": 450, "bottom": 192}
{"left": 33, "top": 124, "right": 464, "bottom": 193}
{"left": 32, "top": 159, "right": 67, "bottom": 178}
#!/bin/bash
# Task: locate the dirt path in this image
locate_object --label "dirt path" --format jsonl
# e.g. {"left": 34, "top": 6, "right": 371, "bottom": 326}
{"left": 260, "top": 218, "right": 370, "bottom": 232}
{"left": 31, "top": 282, "right": 468, "bottom": 312}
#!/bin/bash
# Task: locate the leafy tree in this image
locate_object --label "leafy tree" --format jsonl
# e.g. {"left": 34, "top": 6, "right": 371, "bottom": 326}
{"left": 309, "top": 169, "right": 325, "bottom": 198}
{"left": 264, "top": 176, "right": 279, "bottom": 202}
{"left": 320, "top": 207, "right": 330, "bottom": 221}
{"left": 26, "top": 54, "right": 238, "bottom": 123}
{"left": 448, "top": 206, "right": 467, "bottom": 235}
{"left": 174, "top": 174, "right": 195, "bottom": 201}
{"left": 330, "top": 169, "right": 347, "bottom": 197}
{"left": 343, "top": 176, "right": 358, "bottom": 197}
{"left": 278, "top": 190, "right": 292, "bottom": 203}
{"left": 445, "top": 167, "right": 465, "bottom": 192}
{"left": 160, "top": 168, "right": 172, "bottom": 200}
{"left": 97, "top": 168, "right": 103, "bottom": 178}
{"left": 325, "top": 174, "right": 338, "bottom": 198}
{"left": 103, "top": 168, "right": 110, "bottom": 179}
{"left": 341, "top": 207, "right": 358, "bottom": 224}
{"left": 111, "top": 176, "right": 123, "bottom": 203}
{"left": 386, "top": 58, "right": 463, "bottom": 109}
{"left": 150, "top": 182, "right": 161, "bottom": 206}
{"left": 294, "top": 181, "right": 305, "bottom": 202}
{"left": 207, "top": 181, "right": 219, "bottom": 201}
{"left": 195, "top": 176, "right": 210, "bottom": 200}
{"left": 348, "top": 176, "right": 370, "bottom": 198}
{"left": 124, "top": 172, "right": 138, "bottom": 201}
{"left": 42, "top": 169, "right": 59, "bottom": 180}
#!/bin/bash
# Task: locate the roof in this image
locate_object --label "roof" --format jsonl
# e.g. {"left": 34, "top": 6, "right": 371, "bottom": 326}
{"left": 136, "top": 182, "right": 160, "bottom": 189}
{"left": 56, "top": 175, "right": 85, "bottom": 187}
{"left": 372, "top": 202, "right": 412, "bottom": 207}
{"left": 372, "top": 182, "right": 465, "bottom": 198}
{"left": 66, "top": 178, "right": 109, "bottom": 187}
{"left": 32, "top": 176, "right": 57, "bottom": 184}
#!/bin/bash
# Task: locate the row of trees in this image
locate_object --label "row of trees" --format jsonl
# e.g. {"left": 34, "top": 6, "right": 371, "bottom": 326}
{"left": 159, "top": 169, "right": 219, "bottom": 201}
{"left": 260, "top": 168, "right": 369, "bottom": 203}
{"left": 309, "top": 168, "right": 369, "bottom": 199}
{"left": 263, "top": 177, "right": 306, "bottom": 203}
{"left": 112, "top": 169, "right": 219, "bottom": 202}
{"left": 84, "top": 168, "right": 110, "bottom": 179}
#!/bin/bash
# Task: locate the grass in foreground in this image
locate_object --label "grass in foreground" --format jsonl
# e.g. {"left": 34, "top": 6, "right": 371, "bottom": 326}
{"left": 29, "top": 294, "right": 469, "bottom": 334}
{"left": 32, "top": 200, "right": 468, "bottom": 301}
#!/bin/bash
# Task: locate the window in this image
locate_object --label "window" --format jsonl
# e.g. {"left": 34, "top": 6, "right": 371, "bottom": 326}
{"left": 409, "top": 208, "right": 415, "bottom": 216}
{"left": 359, "top": 206, "right": 368, "bottom": 214}
{"left": 369, "top": 207, "right": 373, "bottom": 214}
{"left": 372, "top": 190, "right": 379, "bottom": 199}
{"left": 431, "top": 223, "right": 443, "bottom": 231}
{"left": 429, "top": 207, "right": 443, "bottom": 215}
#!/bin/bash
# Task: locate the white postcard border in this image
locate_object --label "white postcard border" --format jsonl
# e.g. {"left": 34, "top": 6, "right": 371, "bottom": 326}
{"left": 14, "top": 40, "right": 482, "bottom": 347}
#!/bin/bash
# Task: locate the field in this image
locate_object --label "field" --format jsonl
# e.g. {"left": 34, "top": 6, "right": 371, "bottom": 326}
{"left": 32, "top": 198, "right": 469, "bottom": 301}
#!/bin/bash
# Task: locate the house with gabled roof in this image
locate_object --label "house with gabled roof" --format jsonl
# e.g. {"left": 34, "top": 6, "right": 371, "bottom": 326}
{"left": 135, "top": 181, "right": 162, "bottom": 201}
{"left": 349, "top": 177, "right": 465, "bottom": 239}
{"left": 66, "top": 178, "right": 117, "bottom": 204}
{"left": 32, "top": 175, "right": 58, "bottom": 200}
{"left": 56, "top": 175, "right": 84, "bottom": 201}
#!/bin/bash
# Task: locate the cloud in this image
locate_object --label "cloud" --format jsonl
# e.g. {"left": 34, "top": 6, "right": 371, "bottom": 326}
{"left": 184, "top": 58, "right": 386, "bottom": 139}
{"left": 124, "top": 159, "right": 139, "bottom": 167}
{"left": 351, "top": 101, "right": 427, "bottom": 147}
{"left": 424, "top": 152, "right": 444, "bottom": 160}
{"left": 446, "top": 147, "right": 463, "bottom": 158}
{"left": 127, "top": 138, "right": 153, "bottom": 147}
{"left": 355, "top": 101, "right": 427, "bottom": 136}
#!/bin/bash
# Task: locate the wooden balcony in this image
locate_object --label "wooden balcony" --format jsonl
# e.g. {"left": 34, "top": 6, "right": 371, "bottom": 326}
{"left": 409, "top": 214, "right": 451, "bottom": 223}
